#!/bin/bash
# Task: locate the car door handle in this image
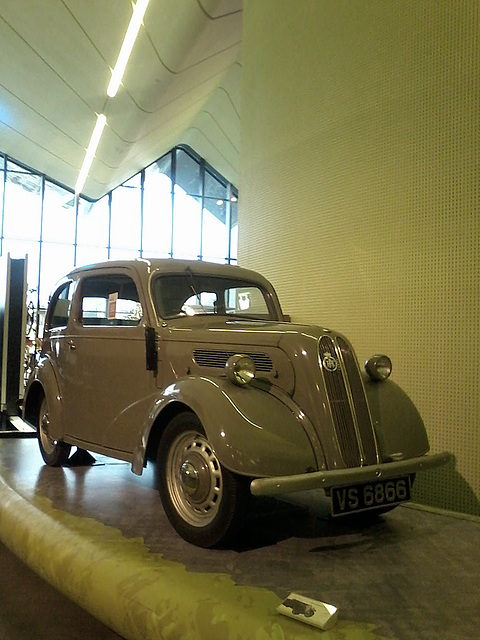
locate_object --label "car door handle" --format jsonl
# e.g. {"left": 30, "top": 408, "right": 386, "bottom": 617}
{"left": 67, "top": 340, "right": 76, "bottom": 350}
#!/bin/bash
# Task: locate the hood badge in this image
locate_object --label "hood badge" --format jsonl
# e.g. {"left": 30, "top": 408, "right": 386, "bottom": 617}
{"left": 322, "top": 352, "right": 338, "bottom": 372}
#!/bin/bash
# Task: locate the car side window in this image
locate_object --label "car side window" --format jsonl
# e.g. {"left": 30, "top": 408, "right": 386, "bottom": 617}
{"left": 80, "top": 275, "right": 142, "bottom": 326}
{"left": 47, "top": 282, "right": 73, "bottom": 330}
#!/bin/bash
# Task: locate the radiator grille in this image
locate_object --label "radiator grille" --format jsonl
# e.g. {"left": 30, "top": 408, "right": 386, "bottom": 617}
{"left": 336, "top": 337, "right": 377, "bottom": 464}
{"left": 193, "top": 349, "right": 273, "bottom": 372}
{"left": 319, "top": 335, "right": 376, "bottom": 467}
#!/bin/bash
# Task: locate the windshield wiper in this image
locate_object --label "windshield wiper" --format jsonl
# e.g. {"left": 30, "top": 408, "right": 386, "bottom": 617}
{"left": 185, "top": 267, "right": 205, "bottom": 311}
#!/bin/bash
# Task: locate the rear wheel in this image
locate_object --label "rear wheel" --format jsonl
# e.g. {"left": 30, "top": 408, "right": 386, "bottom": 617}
{"left": 38, "top": 397, "right": 71, "bottom": 466}
{"left": 157, "top": 411, "right": 248, "bottom": 548}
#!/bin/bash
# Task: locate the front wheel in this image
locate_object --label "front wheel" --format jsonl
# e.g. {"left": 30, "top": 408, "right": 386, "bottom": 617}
{"left": 157, "top": 412, "right": 248, "bottom": 548}
{"left": 38, "top": 397, "right": 71, "bottom": 466}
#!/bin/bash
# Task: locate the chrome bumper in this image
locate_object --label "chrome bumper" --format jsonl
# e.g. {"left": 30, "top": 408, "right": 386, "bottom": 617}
{"left": 250, "top": 451, "right": 452, "bottom": 497}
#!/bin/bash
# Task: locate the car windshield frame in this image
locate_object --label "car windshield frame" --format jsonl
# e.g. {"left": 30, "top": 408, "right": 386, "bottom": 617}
{"left": 150, "top": 272, "right": 279, "bottom": 321}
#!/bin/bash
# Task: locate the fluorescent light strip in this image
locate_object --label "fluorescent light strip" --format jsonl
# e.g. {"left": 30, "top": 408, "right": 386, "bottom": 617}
{"left": 107, "top": 0, "right": 150, "bottom": 98}
{"left": 75, "top": 113, "right": 107, "bottom": 195}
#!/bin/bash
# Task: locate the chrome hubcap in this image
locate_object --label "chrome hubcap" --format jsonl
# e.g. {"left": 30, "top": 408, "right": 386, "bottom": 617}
{"left": 39, "top": 403, "right": 55, "bottom": 455}
{"left": 167, "top": 430, "right": 223, "bottom": 527}
{"left": 180, "top": 453, "right": 211, "bottom": 503}
{"left": 180, "top": 461, "right": 198, "bottom": 496}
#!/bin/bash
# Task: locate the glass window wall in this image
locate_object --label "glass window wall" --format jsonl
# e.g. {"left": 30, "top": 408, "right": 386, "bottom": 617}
{"left": 203, "top": 168, "right": 229, "bottom": 263}
{"left": 0, "top": 145, "right": 238, "bottom": 315}
{"left": 143, "top": 160, "right": 173, "bottom": 258}
{"left": 110, "top": 173, "right": 142, "bottom": 260}
{"left": 173, "top": 149, "right": 202, "bottom": 260}
{"left": 3, "top": 160, "right": 42, "bottom": 241}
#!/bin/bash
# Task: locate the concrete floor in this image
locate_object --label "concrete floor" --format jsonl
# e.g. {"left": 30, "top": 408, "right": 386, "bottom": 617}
{"left": 0, "top": 436, "right": 479, "bottom": 640}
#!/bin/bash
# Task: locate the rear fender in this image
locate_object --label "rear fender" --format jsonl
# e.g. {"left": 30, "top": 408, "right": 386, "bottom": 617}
{"left": 24, "top": 358, "right": 64, "bottom": 441}
{"left": 146, "top": 376, "right": 318, "bottom": 478}
{"left": 363, "top": 375, "right": 430, "bottom": 460}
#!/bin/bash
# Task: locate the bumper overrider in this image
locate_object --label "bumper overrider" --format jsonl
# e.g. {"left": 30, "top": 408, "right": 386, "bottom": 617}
{"left": 250, "top": 451, "right": 452, "bottom": 496}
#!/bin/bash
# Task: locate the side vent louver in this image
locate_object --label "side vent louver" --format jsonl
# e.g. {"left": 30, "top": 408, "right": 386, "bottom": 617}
{"left": 193, "top": 349, "right": 273, "bottom": 372}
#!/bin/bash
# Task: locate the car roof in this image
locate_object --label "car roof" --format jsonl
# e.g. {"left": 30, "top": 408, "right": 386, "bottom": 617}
{"left": 67, "top": 258, "right": 273, "bottom": 288}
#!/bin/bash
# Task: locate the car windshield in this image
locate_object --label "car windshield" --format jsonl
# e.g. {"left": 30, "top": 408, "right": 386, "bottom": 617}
{"left": 151, "top": 272, "right": 276, "bottom": 320}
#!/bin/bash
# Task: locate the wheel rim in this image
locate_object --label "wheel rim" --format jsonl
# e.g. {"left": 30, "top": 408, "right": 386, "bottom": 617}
{"left": 166, "top": 430, "right": 223, "bottom": 527}
{"left": 39, "top": 401, "right": 56, "bottom": 455}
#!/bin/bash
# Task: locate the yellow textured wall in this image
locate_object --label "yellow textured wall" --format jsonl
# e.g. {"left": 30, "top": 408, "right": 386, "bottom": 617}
{"left": 239, "top": 1, "right": 479, "bottom": 515}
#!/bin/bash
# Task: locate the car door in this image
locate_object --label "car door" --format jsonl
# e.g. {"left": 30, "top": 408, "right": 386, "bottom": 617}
{"left": 62, "top": 269, "right": 156, "bottom": 455}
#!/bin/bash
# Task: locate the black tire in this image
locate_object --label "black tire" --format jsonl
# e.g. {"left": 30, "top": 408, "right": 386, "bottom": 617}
{"left": 38, "top": 397, "right": 71, "bottom": 466}
{"left": 157, "top": 411, "right": 248, "bottom": 548}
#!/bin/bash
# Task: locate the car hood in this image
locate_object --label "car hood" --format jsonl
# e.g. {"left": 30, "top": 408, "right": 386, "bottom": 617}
{"left": 161, "top": 316, "right": 334, "bottom": 348}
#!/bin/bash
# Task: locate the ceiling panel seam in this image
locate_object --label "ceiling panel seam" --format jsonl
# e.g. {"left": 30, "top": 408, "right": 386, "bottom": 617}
{"left": 60, "top": 0, "right": 110, "bottom": 68}
{"left": 144, "top": 30, "right": 241, "bottom": 76}
{"left": 0, "top": 84, "right": 81, "bottom": 149}
{"left": 0, "top": 119, "right": 77, "bottom": 170}
{"left": 196, "top": 110, "right": 240, "bottom": 152}
{"left": 130, "top": 87, "right": 237, "bottom": 147}
{"left": 0, "top": 14, "right": 99, "bottom": 113}
{"left": 196, "top": 0, "right": 243, "bottom": 20}
{"left": 122, "top": 62, "right": 240, "bottom": 119}
{"left": 182, "top": 126, "right": 238, "bottom": 174}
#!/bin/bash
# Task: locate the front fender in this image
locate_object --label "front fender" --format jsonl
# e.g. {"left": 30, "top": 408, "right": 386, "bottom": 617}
{"left": 148, "top": 376, "right": 318, "bottom": 479}
{"left": 24, "top": 357, "right": 65, "bottom": 441}
{"left": 363, "top": 375, "right": 430, "bottom": 460}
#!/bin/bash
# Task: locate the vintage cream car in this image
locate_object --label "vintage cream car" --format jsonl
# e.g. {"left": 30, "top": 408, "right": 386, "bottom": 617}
{"left": 24, "top": 259, "right": 450, "bottom": 547}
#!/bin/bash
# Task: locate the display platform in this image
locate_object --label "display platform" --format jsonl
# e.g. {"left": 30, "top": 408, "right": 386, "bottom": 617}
{"left": 0, "top": 415, "right": 36, "bottom": 437}
{"left": 0, "top": 437, "right": 478, "bottom": 640}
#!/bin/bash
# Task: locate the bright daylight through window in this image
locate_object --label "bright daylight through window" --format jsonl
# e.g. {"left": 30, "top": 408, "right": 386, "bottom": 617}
{"left": 0, "top": 146, "right": 238, "bottom": 325}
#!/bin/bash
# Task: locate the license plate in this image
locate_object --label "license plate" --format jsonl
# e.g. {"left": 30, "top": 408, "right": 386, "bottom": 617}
{"left": 331, "top": 476, "right": 411, "bottom": 516}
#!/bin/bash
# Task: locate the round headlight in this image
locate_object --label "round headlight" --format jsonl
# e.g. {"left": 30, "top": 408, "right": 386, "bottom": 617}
{"left": 225, "top": 354, "right": 256, "bottom": 386}
{"left": 365, "top": 354, "right": 392, "bottom": 381}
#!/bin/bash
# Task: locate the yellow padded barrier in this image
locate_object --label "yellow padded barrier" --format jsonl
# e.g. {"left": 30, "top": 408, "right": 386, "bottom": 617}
{"left": 0, "top": 474, "right": 400, "bottom": 640}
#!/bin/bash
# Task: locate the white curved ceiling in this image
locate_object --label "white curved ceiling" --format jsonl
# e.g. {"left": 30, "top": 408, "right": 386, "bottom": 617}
{"left": 0, "top": 0, "right": 242, "bottom": 199}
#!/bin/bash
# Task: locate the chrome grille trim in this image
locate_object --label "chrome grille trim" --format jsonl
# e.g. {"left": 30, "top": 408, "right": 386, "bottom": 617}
{"left": 319, "top": 335, "right": 377, "bottom": 467}
{"left": 193, "top": 349, "right": 273, "bottom": 372}
{"left": 336, "top": 337, "right": 378, "bottom": 464}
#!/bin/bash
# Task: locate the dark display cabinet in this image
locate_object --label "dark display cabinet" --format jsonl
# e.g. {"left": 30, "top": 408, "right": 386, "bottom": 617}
{"left": 0, "top": 255, "right": 28, "bottom": 429}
